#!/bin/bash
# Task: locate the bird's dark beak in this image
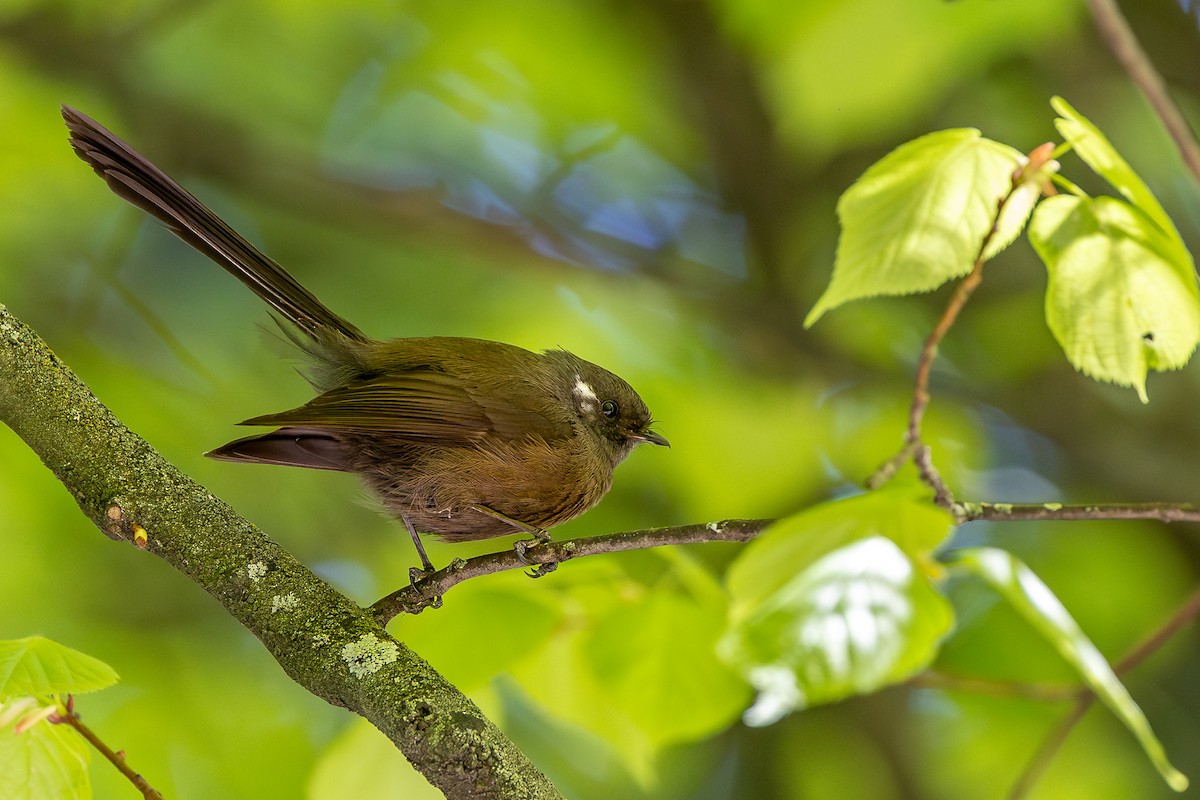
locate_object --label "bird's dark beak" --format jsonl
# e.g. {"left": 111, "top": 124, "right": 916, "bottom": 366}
{"left": 633, "top": 429, "right": 670, "bottom": 448}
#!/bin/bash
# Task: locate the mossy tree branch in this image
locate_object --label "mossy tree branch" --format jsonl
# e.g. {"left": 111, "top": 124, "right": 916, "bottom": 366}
{"left": 0, "top": 305, "right": 560, "bottom": 800}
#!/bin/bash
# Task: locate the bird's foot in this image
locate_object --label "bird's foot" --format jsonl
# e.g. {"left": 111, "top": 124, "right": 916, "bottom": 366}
{"left": 513, "top": 537, "right": 558, "bottom": 578}
{"left": 408, "top": 566, "right": 442, "bottom": 609}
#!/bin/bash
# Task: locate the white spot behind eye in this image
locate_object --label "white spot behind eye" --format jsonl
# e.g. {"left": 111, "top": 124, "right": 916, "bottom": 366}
{"left": 573, "top": 374, "right": 598, "bottom": 412}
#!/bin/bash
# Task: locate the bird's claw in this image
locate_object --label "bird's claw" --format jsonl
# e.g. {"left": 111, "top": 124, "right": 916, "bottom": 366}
{"left": 408, "top": 566, "right": 442, "bottom": 609}
{"left": 525, "top": 561, "right": 558, "bottom": 579}
{"left": 514, "top": 537, "right": 558, "bottom": 578}
{"left": 513, "top": 537, "right": 536, "bottom": 564}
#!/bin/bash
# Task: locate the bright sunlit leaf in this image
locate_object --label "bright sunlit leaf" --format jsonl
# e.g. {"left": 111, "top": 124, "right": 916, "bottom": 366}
{"left": 949, "top": 548, "right": 1188, "bottom": 793}
{"left": 982, "top": 166, "right": 1051, "bottom": 262}
{"left": 1052, "top": 96, "right": 1186, "bottom": 258}
{"left": 720, "top": 490, "right": 956, "bottom": 724}
{"left": 806, "top": 129, "right": 1022, "bottom": 326}
{"left": 0, "top": 711, "right": 91, "bottom": 800}
{"left": 726, "top": 488, "right": 955, "bottom": 615}
{"left": 1029, "top": 194, "right": 1200, "bottom": 402}
{"left": 0, "top": 638, "right": 118, "bottom": 699}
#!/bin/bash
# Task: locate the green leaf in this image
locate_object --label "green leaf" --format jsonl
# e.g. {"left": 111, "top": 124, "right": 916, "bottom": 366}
{"left": 1051, "top": 96, "right": 1184, "bottom": 256}
{"left": 0, "top": 638, "right": 118, "bottom": 700}
{"left": 806, "top": 129, "right": 1022, "bottom": 326}
{"left": 0, "top": 711, "right": 92, "bottom": 800}
{"left": 509, "top": 601, "right": 658, "bottom": 783}
{"left": 511, "top": 581, "right": 747, "bottom": 781}
{"left": 308, "top": 718, "right": 442, "bottom": 800}
{"left": 585, "top": 589, "right": 749, "bottom": 745}
{"left": 982, "top": 174, "right": 1044, "bottom": 262}
{"left": 396, "top": 579, "right": 560, "bottom": 691}
{"left": 505, "top": 558, "right": 746, "bottom": 784}
{"left": 719, "top": 490, "right": 956, "bottom": 723}
{"left": 949, "top": 547, "right": 1188, "bottom": 793}
{"left": 1029, "top": 194, "right": 1200, "bottom": 402}
{"left": 727, "top": 488, "right": 955, "bottom": 616}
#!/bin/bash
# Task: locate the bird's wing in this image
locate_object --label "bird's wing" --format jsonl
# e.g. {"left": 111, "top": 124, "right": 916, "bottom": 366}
{"left": 206, "top": 427, "right": 353, "bottom": 470}
{"left": 239, "top": 369, "right": 570, "bottom": 443}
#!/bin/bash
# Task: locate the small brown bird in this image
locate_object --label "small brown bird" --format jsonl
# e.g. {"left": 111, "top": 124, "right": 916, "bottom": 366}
{"left": 62, "top": 106, "right": 668, "bottom": 573}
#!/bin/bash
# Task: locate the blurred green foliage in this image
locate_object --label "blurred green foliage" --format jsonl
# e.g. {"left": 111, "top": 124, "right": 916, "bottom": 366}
{"left": 721, "top": 489, "right": 956, "bottom": 722}
{"left": 3, "top": 0, "right": 1200, "bottom": 798}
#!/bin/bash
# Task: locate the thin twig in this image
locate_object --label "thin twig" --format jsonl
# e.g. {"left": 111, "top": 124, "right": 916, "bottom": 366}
{"left": 1085, "top": 0, "right": 1200, "bottom": 184}
{"left": 912, "top": 671, "right": 1079, "bottom": 703}
{"left": 865, "top": 249, "right": 986, "bottom": 497}
{"left": 371, "top": 519, "right": 771, "bottom": 622}
{"left": 1113, "top": 587, "right": 1200, "bottom": 675}
{"left": 1008, "top": 697, "right": 1092, "bottom": 800}
{"left": 54, "top": 700, "right": 164, "bottom": 800}
{"left": 954, "top": 501, "right": 1200, "bottom": 525}
{"left": 865, "top": 442, "right": 917, "bottom": 491}
{"left": 913, "top": 444, "right": 953, "bottom": 508}
{"left": 905, "top": 256, "right": 985, "bottom": 454}
{"left": 376, "top": 498, "right": 1200, "bottom": 621}
{"left": 1009, "top": 587, "right": 1200, "bottom": 800}
{"left": 869, "top": 173, "right": 1022, "bottom": 497}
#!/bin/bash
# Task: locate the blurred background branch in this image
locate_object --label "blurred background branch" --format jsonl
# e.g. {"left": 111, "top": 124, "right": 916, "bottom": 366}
{"left": 1086, "top": 0, "right": 1200, "bottom": 182}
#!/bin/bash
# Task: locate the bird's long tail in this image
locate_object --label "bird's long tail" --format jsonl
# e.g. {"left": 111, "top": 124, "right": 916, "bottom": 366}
{"left": 62, "top": 105, "right": 367, "bottom": 344}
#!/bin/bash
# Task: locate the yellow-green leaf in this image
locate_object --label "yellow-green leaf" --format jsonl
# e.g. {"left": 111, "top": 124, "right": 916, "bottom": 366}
{"left": 719, "top": 490, "right": 956, "bottom": 723}
{"left": 982, "top": 173, "right": 1047, "bottom": 262}
{"left": 585, "top": 590, "right": 749, "bottom": 744}
{"left": 0, "top": 638, "right": 118, "bottom": 700}
{"left": 806, "top": 129, "right": 1021, "bottom": 326}
{"left": 1029, "top": 194, "right": 1200, "bottom": 401}
{"left": 726, "top": 488, "right": 955, "bottom": 618}
{"left": 1052, "top": 96, "right": 1185, "bottom": 259}
{"left": 0, "top": 714, "right": 91, "bottom": 800}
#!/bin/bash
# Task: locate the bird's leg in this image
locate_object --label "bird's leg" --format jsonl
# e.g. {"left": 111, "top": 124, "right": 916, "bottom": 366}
{"left": 470, "top": 504, "right": 558, "bottom": 578}
{"left": 401, "top": 513, "right": 437, "bottom": 583}
{"left": 402, "top": 516, "right": 443, "bottom": 608}
{"left": 470, "top": 504, "right": 549, "bottom": 539}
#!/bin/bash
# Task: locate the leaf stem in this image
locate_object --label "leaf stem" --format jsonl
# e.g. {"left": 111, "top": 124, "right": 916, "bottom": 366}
{"left": 55, "top": 700, "right": 164, "bottom": 800}
{"left": 1048, "top": 172, "right": 1087, "bottom": 198}
{"left": 870, "top": 165, "right": 1027, "bottom": 500}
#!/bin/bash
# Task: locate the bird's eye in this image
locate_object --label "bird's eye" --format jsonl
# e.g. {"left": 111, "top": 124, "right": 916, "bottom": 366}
{"left": 601, "top": 400, "right": 619, "bottom": 419}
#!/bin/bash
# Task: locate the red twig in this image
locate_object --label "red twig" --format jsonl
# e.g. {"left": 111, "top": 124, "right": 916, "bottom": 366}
{"left": 54, "top": 700, "right": 164, "bottom": 800}
{"left": 869, "top": 153, "right": 1041, "bottom": 499}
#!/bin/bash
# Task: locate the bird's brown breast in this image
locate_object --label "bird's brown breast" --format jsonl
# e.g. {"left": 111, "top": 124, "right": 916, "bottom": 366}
{"left": 349, "top": 430, "right": 613, "bottom": 541}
